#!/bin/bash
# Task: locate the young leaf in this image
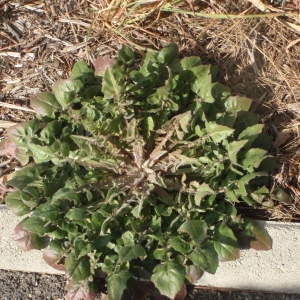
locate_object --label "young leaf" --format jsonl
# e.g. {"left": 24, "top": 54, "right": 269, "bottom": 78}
{"left": 107, "top": 271, "right": 131, "bottom": 300}
{"left": 151, "top": 262, "right": 185, "bottom": 299}
{"left": 178, "top": 220, "right": 208, "bottom": 243}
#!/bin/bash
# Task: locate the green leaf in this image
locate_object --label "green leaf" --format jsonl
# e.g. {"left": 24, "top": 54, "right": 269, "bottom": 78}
{"left": 107, "top": 271, "right": 131, "bottom": 300}
{"left": 192, "top": 183, "right": 214, "bottom": 205}
{"left": 242, "top": 148, "right": 268, "bottom": 171}
{"left": 66, "top": 208, "right": 87, "bottom": 221}
{"left": 118, "top": 46, "right": 135, "bottom": 66}
{"left": 246, "top": 220, "right": 272, "bottom": 251}
{"left": 205, "top": 122, "right": 234, "bottom": 143}
{"left": 224, "top": 96, "right": 252, "bottom": 113}
{"left": 227, "top": 140, "right": 248, "bottom": 163}
{"left": 189, "top": 242, "right": 219, "bottom": 274}
{"left": 157, "top": 43, "right": 178, "bottom": 64}
{"left": 118, "top": 245, "right": 146, "bottom": 263}
{"left": 190, "top": 65, "right": 214, "bottom": 103}
{"left": 65, "top": 254, "right": 90, "bottom": 282}
{"left": 30, "top": 92, "right": 60, "bottom": 116}
{"left": 213, "top": 223, "right": 239, "bottom": 261}
{"left": 168, "top": 236, "right": 191, "bottom": 254}
{"left": 151, "top": 262, "right": 185, "bottom": 299}
{"left": 238, "top": 124, "right": 264, "bottom": 140}
{"left": 21, "top": 216, "right": 49, "bottom": 235}
{"left": 180, "top": 56, "right": 202, "bottom": 70}
{"left": 52, "top": 79, "right": 83, "bottom": 108}
{"left": 178, "top": 220, "right": 207, "bottom": 243}
{"left": 28, "top": 144, "right": 55, "bottom": 163}
{"left": 237, "top": 172, "right": 268, "bottom": 197}
{"left": 5, "top": 191, "right": 31, "bottom": 216}
{"left": 71, "top": 61, "right": 93, "bottom": 80}
{"left": 102, "top": 66, "right": 123, "bottom": 100}
{"left": 179, "top": 111, "right": 192, "bottom": 133}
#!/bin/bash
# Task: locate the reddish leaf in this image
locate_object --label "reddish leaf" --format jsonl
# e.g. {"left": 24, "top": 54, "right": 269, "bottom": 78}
{"left": 93, "top": 56, "right": 116, "bottom": 76}
{"left": 65, "top": 284, "right": 95, "bottom": 300}
{"left": 174, "top": 284, "right": 187, "bottom": 300}
{"left": 13, "top": 223, "right": 34, "bottom": 251}
{"left": 43, "top": 249, "right": 65, "bottom": 271}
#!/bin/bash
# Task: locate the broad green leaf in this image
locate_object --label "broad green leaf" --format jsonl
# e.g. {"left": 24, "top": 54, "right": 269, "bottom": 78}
{"left": 246, "top": 220, "right": 272, "bottom": 250}
{"left": 227, "top": 140, "right": 248, "bottom": 163}
{"left": 180, "top": 56, "right": 202, "bottom": 70}
{"left": 214, "top": 223, "right": 239, "bottom": 261}
{"left": 71, "top": 61, "right": 93, "bottom": 80}
{"left": 30, "top": 92, "right": 60, "bottom": 116}
{"left": 102, "top": 66, "right": 123, "bottom": 100}
{"left": 5, "top": 191, "right": 31, "bottom": 216}
{"left": 66, "top": 208, "right": 87, "bottom": 221}
{"left": 237, "top": 172, "right": 268, "bottom": 197}
{"left": 157, "top": 43, "right": 178, "bottom": 64}
{"left": 189, "top": 242, "right": 219, "bottom": 274}
{"left": 190, "top": 65, "right": 214, "bottom": 103}
{"left": 224, "top": 96, "right": 252, "bottom": 113}
{"left": 168, "top": 236, "right": 191, "bottom": 254}
{"left": 21, "top": 216, "right": 49, "bottom": 235}
{"left": 242, "top": 148, "right": 268, "bottom": 171}
{"left": 52, "top": 79, "right": 83, "bottom": 108}
{"left": 178, "top": 220, "right": 207, "bottom": 243}
{"left": 29, "top": 144, "right": 55, "bottom": 163}
{"left": 118, "top": 245, "right": 146, "bottom": 263}
{"left": 151, "top": 262, "right": 185, "bottom": 299}
{"left": 191, "top": 182, "right": 214, "bottom": 205}
{"left": 205, "top": 122, "right": 234, "bottom": 143}
{"left": 238, "top": 124, "right": 264, "bottom": 140}
{"left": 107, "top": 271, "right": 131, "bottom": 300}
{"left": 65, "top": 254, "right": 90, "bottom": 282}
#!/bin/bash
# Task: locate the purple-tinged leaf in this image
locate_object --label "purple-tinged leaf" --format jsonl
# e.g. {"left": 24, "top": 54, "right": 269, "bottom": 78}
{"left": 13, "top": 223, "right": 48, "bottom": 251}
{"left": 43, "top": 249, "right": 65, "bottom": 271}
{"left": 13, "top": 223, "right": 34, "bottom": 251}
{"left": 93, "top": 56, "right": 116, "bottom": 76}
{"left": 30, "top": 92, "right": 60, "bottom": 116}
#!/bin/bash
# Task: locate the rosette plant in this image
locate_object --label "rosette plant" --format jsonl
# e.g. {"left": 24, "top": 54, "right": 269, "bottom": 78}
{"left": 3, "top": 44, "right": 275, "bottom": 300}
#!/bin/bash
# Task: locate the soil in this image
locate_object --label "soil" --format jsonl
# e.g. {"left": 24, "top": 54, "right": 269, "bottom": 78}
{"left": 0, "top": 270, "right": 299, "bottom": 300}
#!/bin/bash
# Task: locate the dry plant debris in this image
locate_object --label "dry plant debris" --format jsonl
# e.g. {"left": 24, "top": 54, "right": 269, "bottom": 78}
{"left": 0, "top": 0, "right": 299, "bottom": 220}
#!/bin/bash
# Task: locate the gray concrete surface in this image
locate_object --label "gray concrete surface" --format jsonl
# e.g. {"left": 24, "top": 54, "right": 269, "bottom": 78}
{"left": 0, "top": 206, "right": 299, "bottom": 293}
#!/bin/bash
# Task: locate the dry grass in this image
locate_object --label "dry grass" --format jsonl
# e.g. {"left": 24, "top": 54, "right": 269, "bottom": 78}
{"left": 0, "top": 0, "right": 299, "bottom": 220}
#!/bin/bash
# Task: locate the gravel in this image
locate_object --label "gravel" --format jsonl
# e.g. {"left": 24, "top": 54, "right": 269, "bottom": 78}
{"left": 0, "top": 269, "right": 299, "bottom": 300}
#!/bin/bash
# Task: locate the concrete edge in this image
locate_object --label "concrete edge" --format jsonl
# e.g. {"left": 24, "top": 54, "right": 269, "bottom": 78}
{"left": 0, "top": 206, "right": 299, "bottom": 293}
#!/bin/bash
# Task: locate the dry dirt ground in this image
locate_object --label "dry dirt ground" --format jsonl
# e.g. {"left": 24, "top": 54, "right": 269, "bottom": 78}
{"left": 0, "top": 0, "right": 299, "bottom": 220}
